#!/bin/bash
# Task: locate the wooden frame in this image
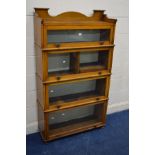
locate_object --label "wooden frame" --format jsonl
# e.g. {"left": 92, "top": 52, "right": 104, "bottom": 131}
{"left": 34, "top": 8, "right": 117, "bottom": 142}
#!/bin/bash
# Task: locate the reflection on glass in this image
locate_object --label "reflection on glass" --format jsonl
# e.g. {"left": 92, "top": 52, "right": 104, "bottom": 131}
{"left": 48, "top": 53, "right": 70, "bottom": 75}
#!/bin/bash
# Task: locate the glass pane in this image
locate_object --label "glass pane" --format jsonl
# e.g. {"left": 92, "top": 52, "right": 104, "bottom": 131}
{"left": 80, "top": 52, "right": 98, "bottom": 64}
{"left": 80, "top": 51, "right": 109, "bottom": 72}
{"left": 48, "top": 53, "right": 71, "bottom": 76}
{"left": 47, "top": 29, "right": 110, "bottom": 44}
{"left": 48, "top": 103, "right": 104, "bottom": 132}
{"left": 48, "top": 79, "right": 106, "bottom": 104}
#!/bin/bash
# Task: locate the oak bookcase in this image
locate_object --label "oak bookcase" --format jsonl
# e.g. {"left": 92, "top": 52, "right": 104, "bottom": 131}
{"left": 34, "top": 8, "right": 117, "bottom": 141}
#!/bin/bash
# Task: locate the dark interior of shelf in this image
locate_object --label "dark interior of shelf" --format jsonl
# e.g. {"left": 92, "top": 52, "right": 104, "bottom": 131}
{"left": 49, "top": 90, "right": 99, "bottom": 103}
{"left": 80, "top": 62, "right": 101, "bottom": 67}
{"left": 80, "top": 62, "right": 106, "bottom": 72}
{"left": 79, "top": 51, "right": 109, "bottom": 72}
{"left": 49, "top": 115, "right": 97, "bottom": 130}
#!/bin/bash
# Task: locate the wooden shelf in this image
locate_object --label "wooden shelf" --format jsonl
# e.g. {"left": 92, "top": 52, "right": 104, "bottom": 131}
{"left": 42, "top": 44, "right": 114, "bottom": 52}
{"left": 46, "top": 96, "right": 108, "bottom": 112}
{"left": 45, "top": 70, "right": 111, "bottom": 84}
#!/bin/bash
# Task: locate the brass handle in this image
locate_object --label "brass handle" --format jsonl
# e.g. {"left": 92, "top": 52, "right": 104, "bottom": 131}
{"left": 100, "top": 41, "right": 104, "bottom": 45}
{"left": 98, "top": 72, "right": 102, "bottom": 75}
{"left": 57, "top": 76, "right": 61, "bottom": 80}
{"left": 57, "top": 105, "right": 61, "bottom": 109}
{"left": 55, "top": 43, "right": 60, "bottom": 48}
{"left": 96, "top": 97, "right": 100, "bottom": 101}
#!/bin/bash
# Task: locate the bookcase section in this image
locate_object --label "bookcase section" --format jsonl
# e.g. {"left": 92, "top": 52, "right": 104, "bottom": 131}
{"left": 48, "top": 78, "right": 106, "bottom": 105}
{"left": 34, "top": 8, "right": 116, "bottom": 141}
{"left": 48, "top": 103, "right": 106, "bottom": 140}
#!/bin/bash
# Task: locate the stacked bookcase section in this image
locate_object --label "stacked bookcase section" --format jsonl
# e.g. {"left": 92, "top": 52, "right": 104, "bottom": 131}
{"left": 34, "top": 8, "right": 117, "bottom": 141}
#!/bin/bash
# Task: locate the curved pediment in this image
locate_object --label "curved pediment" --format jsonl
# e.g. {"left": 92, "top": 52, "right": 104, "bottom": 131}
{"left": 55, "top": 11, "right": 89, "bottom": 20}
{"left": 34, "top": 8, "right": 116, "bottom": 23}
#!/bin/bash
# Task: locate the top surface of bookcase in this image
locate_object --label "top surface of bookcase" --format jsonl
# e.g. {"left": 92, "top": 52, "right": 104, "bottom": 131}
{"left": 34, "top": 8, "right": 117, "bottom": 25}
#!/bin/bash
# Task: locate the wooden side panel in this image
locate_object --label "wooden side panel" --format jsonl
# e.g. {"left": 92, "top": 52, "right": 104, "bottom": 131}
{"left": 44, "top": 84, "right": 49, "bottom": 110}
{"left": 105, "top": 76, "right": 111, "bottom": 97}
{"left": 44, "top": 113, "right": 49, "bottom": 140}
{"left": 35, "top": 44, "right": 43, "bottom": 79}
{"left": 107, "top": 48, "right": 114, "bottom": 72}
{"left": 111, "top": 25, "right": 116, "bottom": 44}
{"left": 37, "top": 102, "right": 49, "bottom": 141}
{"left": 42, "top": 52, "right": 48, "bottom": 80}
{"left": 38, "top": 102, "right": 45, "bottom": 139}
{"left": 36, "top": 75, "right": 44, "bottom": 109}
{"left": 34, "top": 15, "right": 42, "bottom": 47}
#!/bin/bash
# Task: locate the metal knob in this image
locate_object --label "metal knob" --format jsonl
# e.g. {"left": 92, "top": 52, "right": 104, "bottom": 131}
{"left": 57, "top": 105, "right": 61, "bottom": 109}
{"left": 98, "top": 72, "right": 102, "bottom": 75}
{"left": 100, "top": 41, "right": 104, "bottom": 45}
{"left": 96, "top": 97, "right": 100, "bottom": 101}
{"left": 55, "top": 43, "right": 60, "bottom": 48}
{"left": 57, "top": 76, "right": 61, "bottom": 80}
